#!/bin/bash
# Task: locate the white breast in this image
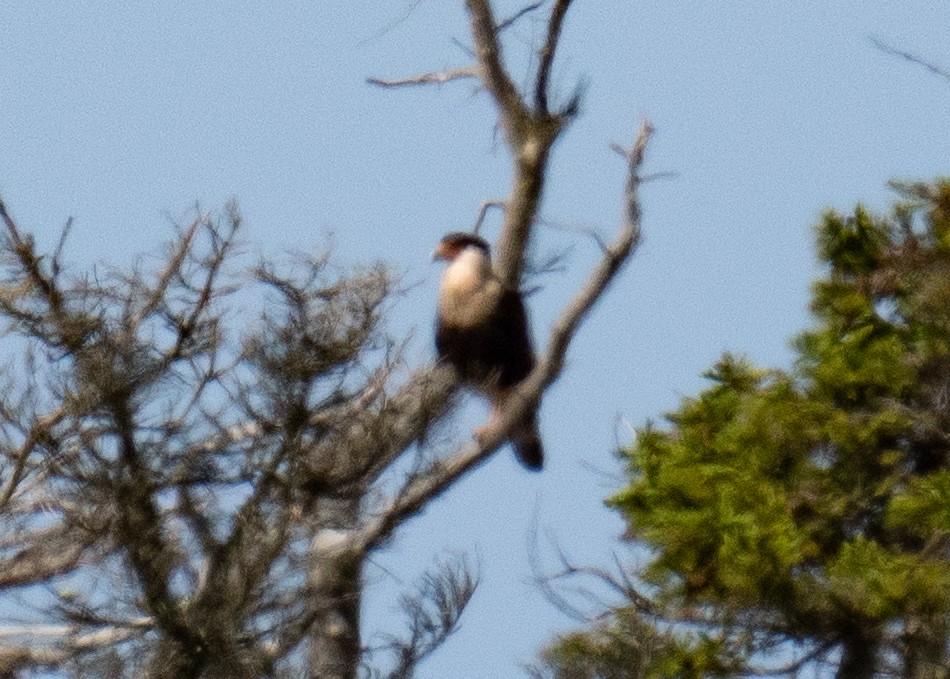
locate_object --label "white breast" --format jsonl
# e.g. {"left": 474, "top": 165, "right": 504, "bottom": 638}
{"left": 439, "top": 247, "right": 500, "bottom": 327}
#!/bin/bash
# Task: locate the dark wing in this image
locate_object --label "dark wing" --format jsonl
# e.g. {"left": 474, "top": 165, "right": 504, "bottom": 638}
{"left": 491, "top": 287, "right": 535, "bottom": 389}
{"left": 435, "top": 286, "right": 534, "bottom": 390}
{"left": 435, "top": 318, "right": 470, "bottom": 373}
{"left": 436, "top": 286, "right": 543, "bottom": 470}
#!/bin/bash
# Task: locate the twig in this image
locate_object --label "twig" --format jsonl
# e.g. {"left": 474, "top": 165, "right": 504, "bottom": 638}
{"left": 51, "top": 217, "right": 73, "bottom": 277}
{"left": 367, "top": 66, "right": 480, "bottom": 88}
{"left": 871, "top": 37, "right": 950, "bottom": 85}
{"left": 472, "top": 200, "right": 506, "bottom": 234}
{"left": 0, "top": 199, "right": 64, "bottom": 316}
{"left": 0, "top": 620, "right": 152, "bottom": 674}
{"left": 0, "top": 523, "right": 93, "bottom": 588}
{"left": 540, "top": 121, "right": 652, "bottom": 380}
{"left": 0, "top": 410, "right": 65, "bottom": 512}
{"left": 132, "top": 215, "right": 203, "bottom": 330}
{"left": 540, "top": 218, "right": 610, "bottom": 253}
{"left": 357, "top": 0, "right": 425, "bottom": 47}
{"left": 497, "top": 2, "right": 545, "bottom": 33}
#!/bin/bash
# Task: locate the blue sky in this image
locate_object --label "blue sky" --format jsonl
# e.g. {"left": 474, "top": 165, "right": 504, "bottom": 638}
{"left": 2, "top": 2, "right": 949, "bottom": 676}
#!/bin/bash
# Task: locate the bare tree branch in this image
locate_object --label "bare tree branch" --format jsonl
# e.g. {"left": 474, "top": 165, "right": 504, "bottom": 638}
{"left": 871, "top": 37, "right": 950, "bottom": 85}
{"left": 472, "top": 199, "right": 506, "bottom": 235}
{"left": 497, "top": 2, "right": 545, "bottom": 33}
{"left": 0, "top": 199, "right": 65, "bottom": 318}
{"left": 131, "top": 215, "right": 203, "bottom": 330}
{"left": 369, "top": 1, "right": 580, "bottom": 287}
{"left": 0, "top": 409, "right": 64, "bottom": 512}
{"left": 51, "top": 217, "right": 73, "bottom": 277}
{"left": 367, "top": 66, "right": 480, "bottom": 88}
{"left": 465, "top": 0, "right": 580, "bottom": 286}
{"left": 465, "top": 0, "right": 528, "bottom": 133}
{"left": 540, "top": 121, "right": 652, "bottom": 375}
{"left": 535, "top": 0, "right": 574, "bottom": 114}
{"left": 0, "top": 620, "right": 152, "bottom": 675}
{"left": 352, "top": 121, "right": 653, "bottom": 555}
{"left": 379, "top": 554, "right": 479, "bottom": 679}
{"left": 0, "top": 523, "right": 96, "bottom": 589}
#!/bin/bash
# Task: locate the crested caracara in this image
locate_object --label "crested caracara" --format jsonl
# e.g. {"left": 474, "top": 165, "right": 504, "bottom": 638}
{"left": 432, "top": 232, "right": 543, "bottom": 470}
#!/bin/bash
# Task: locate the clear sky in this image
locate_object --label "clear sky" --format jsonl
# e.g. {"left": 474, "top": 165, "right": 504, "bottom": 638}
{"left": 2, "top": 2, "right": 949, "bottom": 677}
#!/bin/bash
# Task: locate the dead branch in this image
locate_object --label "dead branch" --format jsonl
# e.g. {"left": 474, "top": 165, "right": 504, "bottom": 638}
{"left": 535, "top": 0, "right": 574, "bottom": 114}
{"left": 367, "top": 66, "right": 480, "bottom": 88}
{"left": 465, "top": 0, "right": 528, "bottom": 133}
{"left": 352, "top": 121, "right": 653, "bottom": 555}
{"left": 871, "top": 37, "right": 950, "bottom": 85}
{"left": 0, "top": 409, "right": 64, "bottom": 512}
{"left": 540, "top": 121, "right": 652, "bottom": 377}
{"left": 369, "top": 1, "right": 580, "bottom": 286}
{"left": 0, "top": 620, "right": 152, "bottom": 675}
{"left": 472, "top": 199, "right": 506, "bottom": 235}
{"left": 497, "top": 2, "right": 544, "bottom": 33}
{"left": 0, "top": 199, "right": 65, "bottom": 319}
{"left": 466, "top": 0, "right": 572, "bottom": 286}
{"left": 379, "top": 554, "right": 479, "bottom": 679}
{"left": 0, "top": 524, "right": 93, "bottom": 589}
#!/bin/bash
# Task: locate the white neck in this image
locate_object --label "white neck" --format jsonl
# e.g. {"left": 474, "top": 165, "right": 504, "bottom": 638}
{"left": 441, "top": 246, "right": 493, "bottom": 293}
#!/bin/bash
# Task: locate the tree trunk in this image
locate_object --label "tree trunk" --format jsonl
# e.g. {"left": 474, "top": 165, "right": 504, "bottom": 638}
{"left": 836, "top": 629, "right": 877, "bottom": 679}
{"left": 309, "top": 498, "right": 363, "bottom": 679}
{"left": 905, "top": 614, "right": 949, "bottom": 679}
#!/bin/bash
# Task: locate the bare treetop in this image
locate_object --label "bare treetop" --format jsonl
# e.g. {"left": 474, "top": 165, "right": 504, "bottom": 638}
{"left": 0, "top": 2, "right": 651, "bottom": 677}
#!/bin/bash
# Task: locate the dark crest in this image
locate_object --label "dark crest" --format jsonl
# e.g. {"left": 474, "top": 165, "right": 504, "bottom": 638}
{"left": 440, "top": 232, "right": 490, "bottom": 254}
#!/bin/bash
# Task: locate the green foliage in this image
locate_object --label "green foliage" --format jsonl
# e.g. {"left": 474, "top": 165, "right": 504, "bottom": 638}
{"left": 887, "top": 470, "right": 950, "bottom": 537}
{"left": 534, "top": 611, "right": 745, "bottom": 679}
{"left": 543, "top": 179, "right": 950, "bottom": 677}
{"left": 536, "top": 611, "right": 667, "bottom": 679}
{"left": 618, "top": 355, "right": 811, "bottom": 609}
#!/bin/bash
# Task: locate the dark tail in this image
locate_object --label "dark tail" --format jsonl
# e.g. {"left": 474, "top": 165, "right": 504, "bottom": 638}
{"left": 512, "top": 418, "right": 543, "bottom": 471}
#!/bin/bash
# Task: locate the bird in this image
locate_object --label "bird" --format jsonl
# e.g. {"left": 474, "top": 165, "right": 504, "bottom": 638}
{"left": 432, "top": 232, "right": 543, "bottom": 470}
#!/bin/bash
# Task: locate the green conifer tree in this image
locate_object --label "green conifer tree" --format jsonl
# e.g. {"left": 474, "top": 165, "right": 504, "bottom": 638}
{"left": 540, "top": 180, "right": 950, "bottom": 679}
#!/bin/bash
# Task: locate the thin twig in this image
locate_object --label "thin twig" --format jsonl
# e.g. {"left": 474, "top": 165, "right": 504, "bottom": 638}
{"left": 0, "top": 410, "right": 65, "bottom": 512}
{"left": 497, "top": 1, "right": 544, "bottom": 33}
{"left": 51, "top": 217, "right": 73, "bottom": 277}
{"left": 472, "top": 200, "right": 506, "bottom": 235}
{"left": 367, "top": 66, "right": 480, "bottom": 88}
{"left": 0, "top": 200, "right": 64, "bottom": 315}
{"left": 871, "top": 37, "right": 950, "bottom": 85}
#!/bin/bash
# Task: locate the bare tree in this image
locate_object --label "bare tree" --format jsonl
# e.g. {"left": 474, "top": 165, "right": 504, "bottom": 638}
{"left": 0, "top": 2, "right": 652, "bottom": 677}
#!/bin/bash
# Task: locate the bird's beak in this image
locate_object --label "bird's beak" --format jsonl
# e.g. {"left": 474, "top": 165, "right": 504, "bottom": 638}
{"left": 431, "top": 243, "right": 447, "bottom": 262}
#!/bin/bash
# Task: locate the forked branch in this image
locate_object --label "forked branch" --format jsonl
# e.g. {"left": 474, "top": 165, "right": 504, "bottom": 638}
{"left": 354, "top": 121, "right": 654, "bottom": 554}
{"left": 369, "top": 0, "right": 581, "bottom": 287}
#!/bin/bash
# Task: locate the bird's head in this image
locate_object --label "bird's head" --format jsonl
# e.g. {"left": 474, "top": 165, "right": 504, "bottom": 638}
{"left": 432, "top": 232, "right": 491, "bottom": 262}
